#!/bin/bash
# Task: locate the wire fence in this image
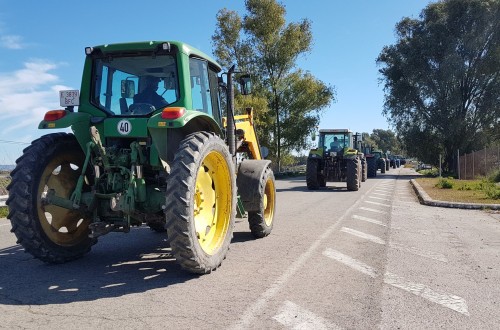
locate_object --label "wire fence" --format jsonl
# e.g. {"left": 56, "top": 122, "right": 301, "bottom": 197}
{"left": 458, "top": 145, "right": 500, "bottom": 180}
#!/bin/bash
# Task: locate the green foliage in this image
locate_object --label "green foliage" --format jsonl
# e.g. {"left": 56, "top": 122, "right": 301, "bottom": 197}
{"left": 487, "top": 168, "right": 500, "bottom": 183}
{"left": 370, "top": 129, "right": 401, "bottom": 154}
{"left": 483, "top": 183, "right": 500, "bottom": 199}
{"left": 212, "top": 0, "right": 335, "bottom": 171}
{"left": 453, "top": 178, "right": 500, "bottom": 199}
{"left": 417, "top": 168, "right": 439, "bottom": 177}
{"left": 435, "top": 177, "right": 454, "bottom": 189}
{"left": 377, "top": 0, "right": 500, "bottom": 171}
{"left": 0, "top": 207, "right": 7, "bottom": 218}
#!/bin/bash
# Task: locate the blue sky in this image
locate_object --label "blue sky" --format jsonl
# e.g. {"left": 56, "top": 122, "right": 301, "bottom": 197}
{"left": 0, "top": 0, "right": 432, "bottom": 163}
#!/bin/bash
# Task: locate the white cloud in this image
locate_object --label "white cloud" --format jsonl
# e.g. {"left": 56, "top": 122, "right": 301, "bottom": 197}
{"left": 0, "top": 60, "right": 61, "bottom": 118}
{"left": 1, "top": 35, "right": 24, "bottom": 49}
{"left": 0, "top": 60, "right": 70, "bottom": 156}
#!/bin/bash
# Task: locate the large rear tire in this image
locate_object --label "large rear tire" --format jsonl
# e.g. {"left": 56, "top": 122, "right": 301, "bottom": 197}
{"left": 367, "top": 157, "right": 377, "bottom": 178}
{"left": 306, "top": 158, "right": 320, "bottom": 190}
{"left": 248, "top": 167, "right": 276, "bottom": 238}
{"left": 165, "top": 132, "right": 236, "bottom": 274}
{"left": 361, "top": 157, "right": 367, "bottom": 182}
{"left": 346, "top": 158, "right": 360, "bottom": 191}
{"left": 7, "top": 133, "right": 95, "bottom": 263}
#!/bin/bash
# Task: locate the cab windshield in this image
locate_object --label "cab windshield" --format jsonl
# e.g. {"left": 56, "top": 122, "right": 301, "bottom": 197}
{"left": 91, "top": 54, "right": 179, "bottom": 116}
{"left": 322, "top": 133, "right": 350, "bottom": 152}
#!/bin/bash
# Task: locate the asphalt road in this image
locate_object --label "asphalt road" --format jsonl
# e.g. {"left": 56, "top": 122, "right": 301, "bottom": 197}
{"left": 0, "top": 168, "right": 499, "bottom": 329}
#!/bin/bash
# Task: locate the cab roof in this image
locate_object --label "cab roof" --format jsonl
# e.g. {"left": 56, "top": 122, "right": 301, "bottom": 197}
{"left": 89, "top": 40, "right": 222, "bottom": 72}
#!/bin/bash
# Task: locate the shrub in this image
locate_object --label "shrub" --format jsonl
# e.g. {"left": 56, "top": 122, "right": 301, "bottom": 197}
{"left": 482, "top": 182, "right": 500, "bottom": 199}
{"left": 487, "top": 168, "right": 500, "bottom": 183}
{"left": 435, "top": 177, "right": 454, "bottom": 189}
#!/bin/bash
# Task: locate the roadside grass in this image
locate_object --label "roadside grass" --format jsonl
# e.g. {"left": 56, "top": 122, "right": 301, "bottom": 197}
{"left": 0, "top": 207, "right": 7, "bottom": 218}
{"left": 415, "top": 177, "right": 500, "bottom": 204}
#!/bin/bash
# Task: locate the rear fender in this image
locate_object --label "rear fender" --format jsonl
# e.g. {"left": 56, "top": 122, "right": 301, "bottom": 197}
{"left": 148, "top": 110, "right": 222, "bottom": 163}
{"left": 236, "top": 159, "right": 272, "bottom": 212}
{"left": 38, "top": 112, "right": 94, "bottom": 154}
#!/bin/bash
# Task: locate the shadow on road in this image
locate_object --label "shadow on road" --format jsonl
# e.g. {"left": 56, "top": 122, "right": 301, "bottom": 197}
{"left": 0, "top": 227, "right": 196, "bottom": 306}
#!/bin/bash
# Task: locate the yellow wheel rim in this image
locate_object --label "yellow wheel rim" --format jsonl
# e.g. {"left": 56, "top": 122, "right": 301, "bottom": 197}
{"left": 263, "top": 177, "right": 275, "bottom": 226}
{"left": 194, "top": 151, "right": 232, "bottom": 255}
{"left": 36, "top": 154, "right": 90, "bottom": 246}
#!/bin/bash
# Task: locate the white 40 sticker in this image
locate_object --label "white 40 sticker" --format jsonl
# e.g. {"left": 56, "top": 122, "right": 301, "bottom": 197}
{"left": 117, "top": 120, "right": 132, "bottom": 135}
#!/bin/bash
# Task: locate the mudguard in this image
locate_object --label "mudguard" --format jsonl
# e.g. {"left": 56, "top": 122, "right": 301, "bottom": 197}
{"left": 236, "top": 159, "right": 272, "bottom": 212}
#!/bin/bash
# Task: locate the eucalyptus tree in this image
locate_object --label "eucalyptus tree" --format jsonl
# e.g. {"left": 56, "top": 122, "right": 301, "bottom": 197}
{"left": 212, "top": 0, "right": 335, "bottom": 171}
{"left": 377, "top": 0, "right": 500, "bottom": 170}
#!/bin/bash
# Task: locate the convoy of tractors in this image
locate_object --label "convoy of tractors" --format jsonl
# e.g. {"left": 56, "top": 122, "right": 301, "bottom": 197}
{"left": 306, "top": 128, "right": 404, "bottom": 191}
{"left": 5, "top": 40, "right": 404, "bottom": 274}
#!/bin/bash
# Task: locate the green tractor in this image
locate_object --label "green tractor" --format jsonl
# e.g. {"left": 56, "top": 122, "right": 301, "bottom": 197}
{"left": 7, "top": 41, "right": 276, "bottom": 274}
{"left": 306, "top": 129, "right": 366, "bottom": 191}
{"left": 365, "top": 148, "right": 387, "bottom": 177}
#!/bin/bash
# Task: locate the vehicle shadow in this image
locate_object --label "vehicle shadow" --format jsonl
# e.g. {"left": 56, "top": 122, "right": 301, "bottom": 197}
{"left": 0, "top": 227, "right": 195, "bottom": 306}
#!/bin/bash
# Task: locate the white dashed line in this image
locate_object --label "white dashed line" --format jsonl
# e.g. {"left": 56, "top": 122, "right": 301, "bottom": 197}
{"left": 384, "top": 272, "right": 469, "bottom": 316}
{"left": 390, "top": 242, "right": 448, "bottom": 262}
{"left": 369, "top": 196, "right": 391, "bottom": 201}
{"left": 352, "top": 214, "right": 387, "bottom": 227}
{"left": 273, "top": 300, "right": 342, "bottom": 330}
{"left": 373, "top": 192, "right": 390, "bottom": 196}
{"left": 365, "top": 200, "right": 391, "bottom": 207}
{"left": 341, "top": 227, "right": 386, "bottom": 245}
{"left": 359, "top": 207, "right": 386, "bottom": 214}
{"left": 323, "top": 248, "right": 378, "bottom": 278}
{"left": 324, "top": 250, "right": 469, "bottom": 316}
{"left": 229, "top": 180, "right": 382, "bottom": 329}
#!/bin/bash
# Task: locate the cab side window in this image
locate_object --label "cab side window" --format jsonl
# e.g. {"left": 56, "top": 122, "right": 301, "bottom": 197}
{"left": 189, "top": 58, "right": 212, "bottom": 115}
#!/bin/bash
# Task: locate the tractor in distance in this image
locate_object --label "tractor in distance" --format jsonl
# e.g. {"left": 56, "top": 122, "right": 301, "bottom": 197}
{"left": 7, "top": 41, "right": 276, "bottom": 274}
{"left": 365, "top": 148, "right": 387, "bottom": 177}
{"left": 306, "top": 129, "right": 366, "bottom": 191}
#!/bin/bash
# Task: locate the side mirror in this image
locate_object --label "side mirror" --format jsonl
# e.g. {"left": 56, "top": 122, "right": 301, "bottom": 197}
{"left": 121, "top": 80, "right": 135, "bottom": 98}
{"left": 260, "top": 146, "right": 269, "bottom": 159}
{"left": 238, "top": 74, "right": 252, "bottom": 95}
{"left": 163, "top": 77, "right": 176, "bottom": 90}
{"left": 311, "top": 131, "right": 316, "bottom": 141}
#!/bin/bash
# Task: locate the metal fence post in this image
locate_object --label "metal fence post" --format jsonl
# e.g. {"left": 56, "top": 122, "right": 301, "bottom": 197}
{"left": 472, "top": 151, "right": 475, "bottom": 179}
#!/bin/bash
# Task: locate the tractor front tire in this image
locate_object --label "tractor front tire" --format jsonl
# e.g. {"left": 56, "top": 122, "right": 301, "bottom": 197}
{"left": 7, "top": 133, "right": 96, "bottom": 263}
{"left": 346, "top": 158, "right": 360, "bottom": 191}
{"left": 165, "top": 132, "right": 236, "bottom": 274}
{"left": 306, "top": 159, "right": 320, "bottom": 190}
{"left": 248, "top": 166, "right": 276, "bottom": 238}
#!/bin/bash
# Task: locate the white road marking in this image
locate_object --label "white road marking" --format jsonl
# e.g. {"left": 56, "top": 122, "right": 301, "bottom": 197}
{"left": 369, "top": 196, "right": 391, "bottom": 201}
{"left": 273, "top": 300, "right": 342, "bottom": 330}
{"left": 373, "top": 192, "right": 390, "bottom": 196}
{"left": 390, "top": 242, "right": 448, "bottom": 262}
{"left": 324, "top": 250, "right": 469, "bottom": 316}
{"left": 384, "top": 272, "right": 469, "bottom": 316}
{"left": 229, "top": 183, "right": 382, "bottom": 329}
{"left": 365, "top": 200, "right": 391, "bottom": 207}
{"left": 323, "top": 248, "right": 378, "bottom": 278}
{"left": 375, "top": 188, "right": 392, "bottom": 192}
{"left": 359, "top": 207, "right": 386, "bottom": 214}
{"left": 341, "top": 227, "right": 386, "bottom": 245}
{"left": 352, "top": 214, "right": 387, "bottom": 227}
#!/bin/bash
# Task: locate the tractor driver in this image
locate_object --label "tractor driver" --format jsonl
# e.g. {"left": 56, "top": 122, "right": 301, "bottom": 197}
{"left": 133, "top": 76, "right": 169, "bottom": 109}
{"left": 330, "top": 136, "right": 342, "bottom": 151}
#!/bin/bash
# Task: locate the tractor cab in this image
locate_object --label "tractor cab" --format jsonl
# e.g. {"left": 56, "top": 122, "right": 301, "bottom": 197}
{"left": 318, "top": 129, "right": 353, "bottom": 156}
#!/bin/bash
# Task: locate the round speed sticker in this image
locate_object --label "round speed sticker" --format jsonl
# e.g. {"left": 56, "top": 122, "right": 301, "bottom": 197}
{"left": 117, "top": 120, "right": 132, "bottom": 135}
